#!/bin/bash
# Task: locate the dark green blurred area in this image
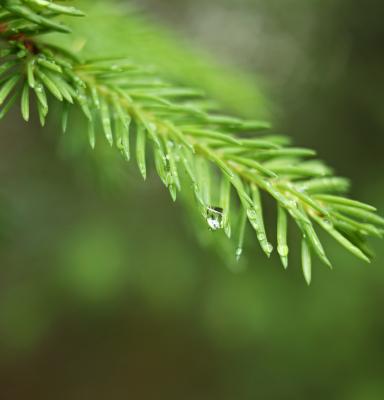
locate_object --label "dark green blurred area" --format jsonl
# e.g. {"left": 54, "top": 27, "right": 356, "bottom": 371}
{"left": 0, "top": 0, "right": 384, "bottom": 399}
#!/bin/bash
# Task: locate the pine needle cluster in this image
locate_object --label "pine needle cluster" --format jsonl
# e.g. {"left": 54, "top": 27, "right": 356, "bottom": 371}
{"left": 1, "top": 0, "right": 383, "bottom": 283}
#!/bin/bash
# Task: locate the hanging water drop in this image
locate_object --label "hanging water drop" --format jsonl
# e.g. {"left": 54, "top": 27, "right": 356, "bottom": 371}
{"left": 206, "top": 206, "right": 224, "bottom": 231}
{"left": 277, "top": 244, "right": 289, "bottom": 257}
{"left": 235, "top": 247, "right": 243, "bottom": 261}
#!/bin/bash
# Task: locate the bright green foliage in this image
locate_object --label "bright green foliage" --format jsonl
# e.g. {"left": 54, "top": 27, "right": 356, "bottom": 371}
{"left": 0, "top": 0, "right": 383, "bottom": 282}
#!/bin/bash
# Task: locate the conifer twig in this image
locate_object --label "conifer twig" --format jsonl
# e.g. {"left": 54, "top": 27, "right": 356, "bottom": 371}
{"left": 1, "top": 0, "right": 382, "bottom": 282}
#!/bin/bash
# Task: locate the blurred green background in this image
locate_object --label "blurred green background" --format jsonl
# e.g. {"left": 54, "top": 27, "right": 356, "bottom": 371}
{"left": 0, "top": 0, "right": 383, "bottom": 399}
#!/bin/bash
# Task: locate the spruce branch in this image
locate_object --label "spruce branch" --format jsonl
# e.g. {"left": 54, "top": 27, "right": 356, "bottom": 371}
{"left": 1, "top": 0, "right": 383, "bottom": 283}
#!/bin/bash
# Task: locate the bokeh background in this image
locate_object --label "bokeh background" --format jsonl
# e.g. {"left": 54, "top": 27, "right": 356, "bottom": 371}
{"left": 1, "top": 0, "right": 383, "bottom": 399}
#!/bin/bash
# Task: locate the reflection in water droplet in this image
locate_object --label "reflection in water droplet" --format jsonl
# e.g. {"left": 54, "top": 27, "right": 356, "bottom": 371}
{"left": 206, "top": 206, "right": 224, "bottom": 231}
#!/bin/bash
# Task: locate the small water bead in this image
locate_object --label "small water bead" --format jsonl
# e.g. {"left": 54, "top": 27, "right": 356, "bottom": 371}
{"left": 257, "top": 232, "right": 266, "bottom": 242}
{"left": 247, "top": 208, "right": 257, "bottom": 220}
{"left": 235, "top": 247, "right": 243, "bottom": 261}
{"left": 77, "top": 93, "right": 87, "bottom": 104}
{"left": 74, "top": 77, "right": 85, "bottom": 87}
{"left": 148, "top": 122, "right": 157, "bottom": 132}
{"left": 123, "top": 116, "right": 131, "bottom": 126}
{"left": 69, "top": 7, "right": 79, "bottom": 14}
{"left": 116, "top": 138, "right": 124, "bottom": 149}
{"left": 92, "top": 95, "right": 100, "bottom": 109}
{"left": 165, "top": 173, "right": 173, "bottom": 186}
{"left": 277, "top": 244, "right": 289, "bottom": 257}
{"left": 322, "top": 218, "right": 333, "bottom": 228}
{"left": 169, "top": 184, "right": 177, "bottom": 202}
{"left": 206, "top": 206, "right": 224, "bottom": 231}
{"left": 257, "top": 234, "right": 274, "bottom": 255}
{"left": 110, "top": 65, "right": 123, "bottom": 72}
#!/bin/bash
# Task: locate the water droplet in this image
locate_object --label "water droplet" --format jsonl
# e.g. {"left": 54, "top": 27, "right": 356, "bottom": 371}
{"left": 148, "top": 122, "right": 157, "bottom": 132}
{"left": 116, "top": 138, "right": 123, "bottom": 150}
{"left": 235, "top": 247, "right": 243, "bottom": 261}
{"left": 266, "top": 242, "right": 274, "bottom": 253}
{"left": 169, "top": 184, "right": 177, "bottom": 202}
{"left": 111, "top": 64, "right": 122, "bottom": 72}
{"left": 206, "top": 206, "right": 224, "bottom": 231}
{"left": 257, "top": 233, "right": 266, "bottom": 242}
{"left": 322, "top": 218, "right": 333, "bottom": 228}
{"left": 247, "top": 208, "right": 257, "bottom": 220}
{"left": 165, "top": 172, "right": 173, "bottom": 186}
{"left": 77, "top": 94, "right": 87, "bottom": 104}
{"left": 278, "top": 244, "right": 289, "bottom": 257}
